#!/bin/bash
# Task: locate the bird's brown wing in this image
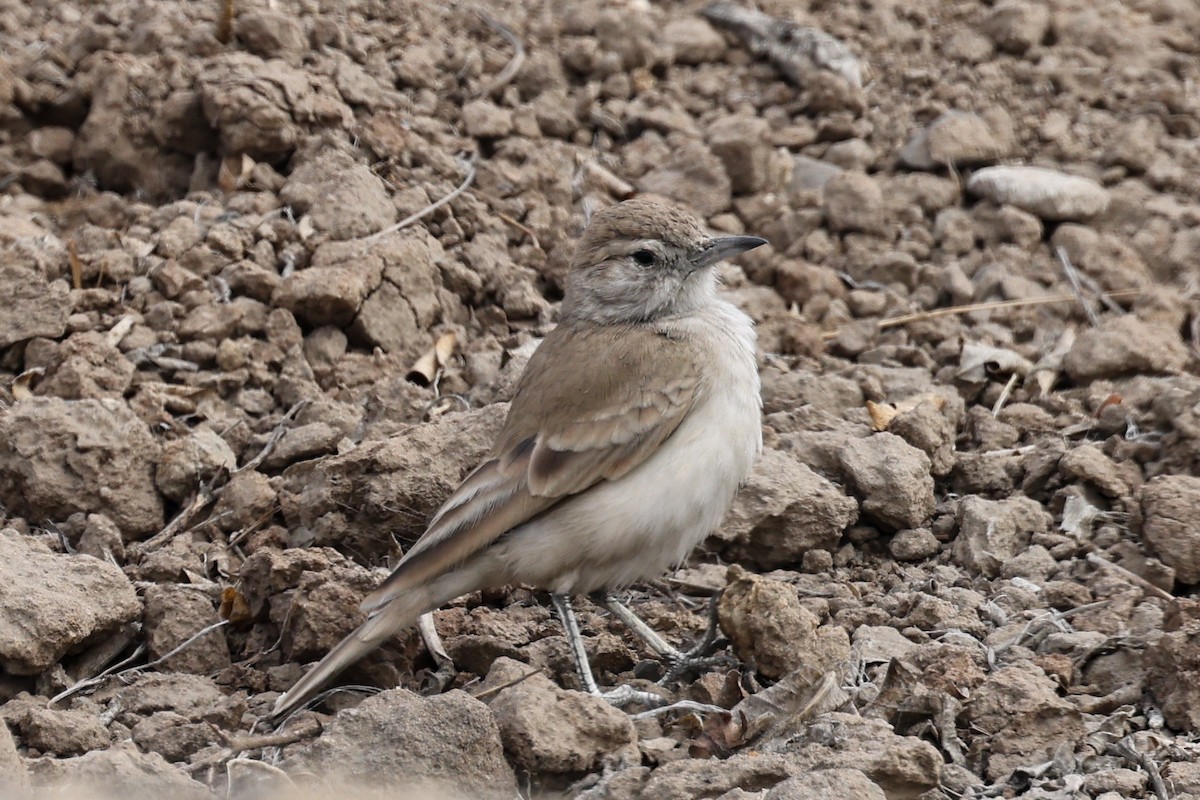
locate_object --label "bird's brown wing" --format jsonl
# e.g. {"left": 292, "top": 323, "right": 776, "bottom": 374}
{"left": 361, "top": 322, "right": 704, "bottom": 611}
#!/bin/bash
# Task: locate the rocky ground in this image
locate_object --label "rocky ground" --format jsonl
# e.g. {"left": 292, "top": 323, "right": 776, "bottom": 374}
{"left": 2, "top": 0, "right": 1200, "bottom": 797}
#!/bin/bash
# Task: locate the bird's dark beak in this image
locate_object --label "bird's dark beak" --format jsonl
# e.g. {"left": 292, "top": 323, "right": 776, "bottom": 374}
{"left": 691, "top": 235, "right": 769, "bottom": 271}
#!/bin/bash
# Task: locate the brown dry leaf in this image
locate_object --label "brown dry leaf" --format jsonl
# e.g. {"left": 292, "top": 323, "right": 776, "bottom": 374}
{"left": 406, "top": 331, "right": 459, "bottom": 386}
{"left": 866, "top": 399, "right": 898, "bottom": 432}
{"left": 1028, "top": 327, "right": 1076, "bottom": 396}
{"left": 11, "top": 367, "right": 45, "bottom": 401}
{"left": 687, "top": 709, "right": 746, "bottom": 759}
{"left": 296, "top": 215, "right": 316, "bottom": 241}
{"left": 218, "top": 153, "right": 255, "bottom": 192}
{"left": 67, "top": 238, "right": 83, "bottom": 290}
{"left": 219, "top": 587, "right": 254, "bottom": 626}
{"left": 1095, "top": 393, "right": 1123, "bottom": 417}
{"left": 867, "top": 393, "right": 947, "bottom": 432}
{"left": 957, "top": 342, "right": 1034, "bottom": 383}
{"left": 733, "top": 666, "right": 847, "bottom": 744}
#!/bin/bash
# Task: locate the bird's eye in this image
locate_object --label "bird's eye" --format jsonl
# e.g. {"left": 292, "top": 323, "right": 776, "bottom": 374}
{"left": 631, "top": 249, "right": 656, "bottom": 266}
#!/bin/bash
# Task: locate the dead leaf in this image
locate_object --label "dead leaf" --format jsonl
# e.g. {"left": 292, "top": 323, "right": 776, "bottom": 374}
{"left": 866, "top": 400, "right": 897, "bottom": 432}
{"left": 296, "top": 215, "right": 315, "bottom": 241}
{"left": 957, "top": 342, "right": 1034, "bottom": 383}
{"left": 219, "top": 587, "right": 253, "bottom": 626}
{"left": 732, "top": 666, "right": 847, "bottom": 744}
{"left": 11, "top": 367, "right": 44, "bottom": 401}
{"left": 106, "top": 315, "right": 135, "bottom": 348}
{"left": 218, "top": 153, "right": 255, "bottom": 192}
{"left": 866, "top": 393, "right": 947, "bottom": 432}
{"left": 1028, "top": 327, "right": 1076, "bottom": 396}
{"left": 407, "top": 331, "right": 458, "bottom": 387}
{"left": 1095, "top": 393, "right": 1123, "bottom": 417}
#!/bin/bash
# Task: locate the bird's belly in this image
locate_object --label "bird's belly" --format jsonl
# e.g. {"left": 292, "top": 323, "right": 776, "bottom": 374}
{"left": 495, "top": 380, "right": 762, "bottom": 595}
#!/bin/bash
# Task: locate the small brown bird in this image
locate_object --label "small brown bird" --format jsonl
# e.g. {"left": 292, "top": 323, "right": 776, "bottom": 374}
{"left": 272, "top": 198, "right": 766, "bottom": 718}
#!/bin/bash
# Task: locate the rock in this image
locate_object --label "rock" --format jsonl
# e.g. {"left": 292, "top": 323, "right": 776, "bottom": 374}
{"left": 482, "top": 657, "right": 637, "bottom": 774}
{"left": 711, "top": 449, "right": 857, "bottom": 568}
{"left": 767, "top": 769, "right": 886, "bottom": 800}
{"left": 663, "top": 17, "right": 727, "bottom": 64}
{"left": 823, "top": 171, "right": 884, "bottom": 233}
{"left": 966, "top": 166, "right": 1109, "bottom": 221}
{"left": 274, "top": 248, "right": 381, "bottom": 328}
{"left": 462, "top": 99, "right": 514, "bottom": 138}
{"left": 0, "top": 398, "right": 164, "bottom": 537}
{"left": 235, "top": 10, "right": 308, "bottom": 57}
{"left": 155, "top": 428, "right": 238, "bottom": 503}
{"left": 789, "top": 155, "right": 843, "bottom": 192}
{"left": 637, "top": 752, "right": 801, "bottom": 800}
{"left": 1137, "top": 475, "right": 1200, "bottom": 584}
{"left": 130, "top": 712, "right": 216, "bottom": 763}
{"left": 719, "top": 567, "right": 849, "bottom": 679}
{"left": 262, "top": 422, "right": 342, "bottom": 469}
{"left": 0, "top": 531, "right": 141, "bottom": 674}
{"left": 899, "top": 111, "right": 1011, "bottom": 169}
{"left": 197, "top": 53, "right": 352, "bottom": 160}
{"left": 29, "top": 126, "right": 75, "bottom": 164}
{"left": 18, "top": 707, "right": 111, "bottom": 756}
{"left": 887, "top": 400, "right": 958, "bottom": 476}
{"left": 25, "top": 741, "right": 213, "bottom": 800}
{"left": 0, "top": 720, "right": 27, "bottom": 791}
{"left": 708, "top": 115, "right": 773, "bottom": 195}
{"left": 72, "top": 56, "right": 194, "bottom": 197}
{"left": 852, "top": 625, "right": 919, "bottom": 666}
{"left": 888, "top": 528, "right": 940, "bottom": 561}
{"left": 210, "top": 470, "right": 276, "bottom": 533}
{"left": 1063, "top": 316, "right": 1188, "bottom": 382}
{"left": 277, "top": 405, "right": 506, "bottom": 561}
{"left": 965, "top": 666, "right": 1087, "bottom": 781}
{"left": 636, "top": 137, "right": 732, "bottom": 216}
{"left": 781, "top": 712, "right": 942, "bottom": 798}
{"left": 0, "top": 258, "right": 69, "bottom": 348}
{"left": 983, "top": 1, "right": 1050, "bottom": 54}
{"left": 1050, "top": 224, "right": 1150, "bottom": 292}
{"left": 143, "top": 584, "right": 231, "bottom": 674}
{"left": 952, "top": 496, "right": 1052, "bottom": 579}
{"left": 1059, "top": 444, "right": 1130, "bottom": 500}
{"left": 836, "top": 433, "right": 935, "bottom": 531}
{"left": 1163, "top": 760, "right": 1200, "bottom": 794}
{"left": 348, "top": 231, "right": 444, "bottom": 359}
{"left": 281, "top": 146, "right": 397, "bottom": 240}
{"left": 37, "top": 331, "right": 135, "bottom": 400}
{"left": 112, "top": 673, "right": 241, "bottom": 728}
{"left": 284, "top": 688, "right": 516, "bottom": 798}
{"left": 1082, "top": 768, "right": 1148, "bottom": 797}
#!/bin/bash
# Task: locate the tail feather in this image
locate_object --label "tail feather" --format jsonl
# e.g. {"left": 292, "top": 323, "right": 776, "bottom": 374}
{"left": 271, "top": 594, "right": 426, "bottom": 720}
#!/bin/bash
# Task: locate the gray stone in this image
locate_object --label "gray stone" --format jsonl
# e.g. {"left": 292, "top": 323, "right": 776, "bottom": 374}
{"left": 0, "top": 531, "right": 140, "bottom": 674}
{"left": 967, "top": 166, "right": 1109, "bottom": 221}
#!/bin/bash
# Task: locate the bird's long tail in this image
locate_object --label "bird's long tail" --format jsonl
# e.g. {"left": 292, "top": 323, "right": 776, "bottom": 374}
{"left": 270, "top": 590, "right": 429, "bottom": 720}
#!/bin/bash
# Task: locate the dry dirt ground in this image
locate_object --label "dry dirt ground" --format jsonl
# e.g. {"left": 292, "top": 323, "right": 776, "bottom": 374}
{"left": 2, "top": 0, "right": 1200, "bottom": 797}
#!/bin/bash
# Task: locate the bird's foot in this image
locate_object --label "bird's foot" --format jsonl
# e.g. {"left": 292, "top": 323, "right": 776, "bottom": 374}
{"left": 659, "top": 650, "right": 738, "bottom": 685}
{"left": 595, "top": 684, "right": 667, "bottom": 708}
{"left": 657, "top": 593, "right": 738, "bottom": 685}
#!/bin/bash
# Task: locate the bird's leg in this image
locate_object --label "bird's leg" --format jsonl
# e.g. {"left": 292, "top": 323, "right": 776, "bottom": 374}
{"left": 598, "top": 592, "right": 735, "bottom": 685}
{"left": 551, "top": 593, "right": 664, "bottom": 707}
{"left": 416, "top": 612, "right": 458, "bottom": 694}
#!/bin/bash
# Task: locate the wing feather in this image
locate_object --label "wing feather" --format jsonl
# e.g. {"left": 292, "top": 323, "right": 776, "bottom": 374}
{"left": 362, "top": 322, "right": 704, "bottom": 610}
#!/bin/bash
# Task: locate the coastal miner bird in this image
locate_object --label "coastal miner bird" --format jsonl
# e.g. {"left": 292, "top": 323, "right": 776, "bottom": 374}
{"left": 272, "top": 197, "right": 767, "bottom": 718}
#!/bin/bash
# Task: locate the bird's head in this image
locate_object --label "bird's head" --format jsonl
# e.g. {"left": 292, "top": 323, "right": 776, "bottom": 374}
{"left": 562, "top": 198, "right": 767, "bottom": 325}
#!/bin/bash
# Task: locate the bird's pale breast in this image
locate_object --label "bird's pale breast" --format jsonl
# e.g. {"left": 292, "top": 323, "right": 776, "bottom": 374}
{"left": 490, "top": 298, "right": 762, "bottom": 594}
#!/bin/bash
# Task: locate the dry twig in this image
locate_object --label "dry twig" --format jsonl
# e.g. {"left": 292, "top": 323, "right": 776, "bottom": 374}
{"left": 866, "top": 289, "right": 1142, "bottom": 332}
{"left": 356, "top": 154, "right": 477, "bottom": 250}
{"left": 474, "top": 9, "right": 525, "bottom": 97}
